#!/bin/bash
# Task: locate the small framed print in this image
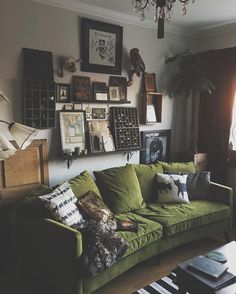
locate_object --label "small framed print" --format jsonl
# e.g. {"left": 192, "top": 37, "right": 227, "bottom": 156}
{"left": 57, "top": 83, "right": 70, "bottom": 102}
{"left": 95, "top": 91, "right": 108, "bottom": 101}
{"left": 73, "top": 104, "right": 82, "bottom": 110}
{"left": 64, "top": 104, "right": 73, "bottom": 111}
{"left": 92, "top": 108, "right": 106, "bottom": 120}
{"left": 109, "top": 86, "right": 120, "bottom": 101}
{"left": 144, "top": 73, "right": 156, "bottom": 92}
{"left": 109, "top": 76, "right": 127, "bottom": 101}
{"left": 72, "top": 75, "right": 92, "bottom": 102}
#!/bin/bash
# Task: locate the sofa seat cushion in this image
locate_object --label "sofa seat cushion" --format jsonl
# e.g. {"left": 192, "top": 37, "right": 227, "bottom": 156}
{"left": 114, "top": 212, "right": 163, "bottom": 257}
{"left": 135, "top": 200, "right": 230, "bottom": 237}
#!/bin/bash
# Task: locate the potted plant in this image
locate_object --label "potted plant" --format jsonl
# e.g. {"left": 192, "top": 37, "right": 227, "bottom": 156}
{"left": 165, "top": 50, "right": 215, "bottom": 155}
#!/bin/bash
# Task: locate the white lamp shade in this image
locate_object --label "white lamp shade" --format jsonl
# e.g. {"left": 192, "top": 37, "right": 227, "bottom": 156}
{"left": 0, "top": 132, "right": 16, "bottom": 160}
{"left": 9, "top": 122, "right": 38, "bottom": 149}
{"left": 0, "top": 90, "right": 10, "bottom": 103}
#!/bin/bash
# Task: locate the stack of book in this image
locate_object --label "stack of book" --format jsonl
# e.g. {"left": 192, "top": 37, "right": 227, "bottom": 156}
{"left": 178, "top": 255, "right": 236, "bottom": 290}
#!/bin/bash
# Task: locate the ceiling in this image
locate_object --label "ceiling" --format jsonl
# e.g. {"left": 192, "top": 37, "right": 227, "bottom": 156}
{"left": 77, "top": 0, "right": 236, "bottom": 32}
{"left": 33, "top": 0, "right": 236, "bottom": 35}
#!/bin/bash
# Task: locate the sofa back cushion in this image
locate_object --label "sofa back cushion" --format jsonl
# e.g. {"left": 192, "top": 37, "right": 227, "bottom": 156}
{"left": 160, "top": 161, "right": 196, "bottom": 173}
{"left": 132, "top": 163, "right": 163, "bottom": 202}
{"left": 94, "top": 165, "right": 146, "bottom": 214}
{"left": 68, "top": 170, "right": 101, "bottom": 199}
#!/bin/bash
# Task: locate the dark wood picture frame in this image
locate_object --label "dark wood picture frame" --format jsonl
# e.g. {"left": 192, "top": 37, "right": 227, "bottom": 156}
{"left": 144, "top": 73, "right": 156, "bottom": 92}
{"left": 140, "top": 129, "right": 171, "bottom": 164}
{"left": 23, "top": 48, "right": 53, "bottom": 80}
{"left": 57, "top": 83, "right": 70, "bottom": 102}
{"left": 72, "top": 76, "right": 92, "bottom": 102}
{"left": 109, "top": 76, "right": 127, "bottom": 101}
{"left": 80, "top": 18, "right": 123, "bottom": 75}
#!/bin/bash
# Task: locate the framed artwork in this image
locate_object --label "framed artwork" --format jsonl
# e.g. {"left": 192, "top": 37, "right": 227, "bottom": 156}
{"left": 109, "top": 76, "right": 127, "bottom": 101}
{"left": 109, "top": 86, "right": 120, "bottom": 101}
{"left": 92, "top": 108, "right": 106, "bottom": 119}
{"left": 92, "top": 81, "right": 108, "bottom": 101}
{"left": 57, "top": 83, "right": 70, "bottom": 102}
{"left": 80, "top": 18, "right": 123, "bottom": 75}
{"left": 72, "top": 75, "right": 92, "bottom": 102}
{"left": 140, "top": 129, "right": 171, "bottom": 164}
{"left": 88, "top": 120, "right": 115, "bottom": 153}
{"left": 89, "top": 132, "right": 105, "bottom": 153}
{"left": 144, "top": 73, "right": 156, "bottom": 92}
{"left": 59, "top": 110, "right": 87, "bottom": 154}
{"left": 23, "top": 48, "right": 53, "bottom": 80}
{"left": 95, "top": 92, "right": 108, "bottom": 101}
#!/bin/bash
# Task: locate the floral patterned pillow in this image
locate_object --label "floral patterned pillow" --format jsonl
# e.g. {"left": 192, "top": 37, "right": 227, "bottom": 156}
{"left": 77, "top": 190, "right": 113, "bottom": 222}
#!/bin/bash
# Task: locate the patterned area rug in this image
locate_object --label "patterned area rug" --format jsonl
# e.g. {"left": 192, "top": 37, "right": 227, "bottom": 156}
{"left": 133, "top": 271, "right": 190, "bottom": 294}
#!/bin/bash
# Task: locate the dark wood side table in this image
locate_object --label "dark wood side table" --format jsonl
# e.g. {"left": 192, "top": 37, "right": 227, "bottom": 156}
{"left": 176, "top": 241, "right": 236, "bottom": 294}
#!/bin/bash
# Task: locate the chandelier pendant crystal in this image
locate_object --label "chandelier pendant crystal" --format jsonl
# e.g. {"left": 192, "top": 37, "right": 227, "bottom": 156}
{"left": 132, "top": 0, "right": 195, "bottom": 38}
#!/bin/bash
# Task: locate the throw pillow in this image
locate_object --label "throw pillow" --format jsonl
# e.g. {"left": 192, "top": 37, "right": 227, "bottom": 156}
{"left": 94, "top": 165, "right": 146, "bottom": 214}
{"left": 78, "top": 190, "right": 113, "bottom": 222}
{"left": 69, "top": 170, "right": 101, "bottom": 199}
{"left": 187, "top": 172, "right": 211, "bottom": 200}
{"left": 131, "top": 163, "right": 163, "bottom": 202}
{"left": 39, "top": 182, "right": 84, "bottom": 228}
{"left": 156, "top": 173, "right": 189, "bottom": 203}
{"left": 159, "top": 161, "right": 196, "bottom": 173}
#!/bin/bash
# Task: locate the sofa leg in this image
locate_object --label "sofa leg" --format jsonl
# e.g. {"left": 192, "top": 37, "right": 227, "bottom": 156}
{"left": 224, "top": 231, "right": 230, "bottom": 243}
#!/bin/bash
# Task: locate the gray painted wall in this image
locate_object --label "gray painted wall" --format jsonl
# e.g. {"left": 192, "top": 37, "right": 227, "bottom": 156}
{"left": 0, "top": 0, "right": 197, "bottom": 186}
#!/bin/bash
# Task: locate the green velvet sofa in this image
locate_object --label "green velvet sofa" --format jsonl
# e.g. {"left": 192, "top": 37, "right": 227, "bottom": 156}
{"left": 14, "top": 162, "right": 233, "bottom": 294}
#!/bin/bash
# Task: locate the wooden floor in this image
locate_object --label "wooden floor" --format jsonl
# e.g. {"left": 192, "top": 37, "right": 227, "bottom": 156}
{"left": 0, "top": 230, "right": 235, "bottom": 294}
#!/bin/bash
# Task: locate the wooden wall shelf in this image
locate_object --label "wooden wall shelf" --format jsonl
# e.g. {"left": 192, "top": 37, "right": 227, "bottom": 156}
{"left": 63, "top": 148, "right": 143, "bottom": 168}
{"left": 140, "top": 92, "right": 162, "bottom": 124}
{"left": 72, "top": 100, "right": 131, "bottom": 104}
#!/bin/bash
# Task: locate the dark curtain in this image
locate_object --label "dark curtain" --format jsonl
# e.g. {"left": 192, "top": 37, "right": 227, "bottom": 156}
{"left": 198, "top": 47, "right": 236, "bottom": 184}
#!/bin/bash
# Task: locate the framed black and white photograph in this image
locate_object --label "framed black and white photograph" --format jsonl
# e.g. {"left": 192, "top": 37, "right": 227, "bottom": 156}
{"left": 80, "top": 18, "right": 123, "bottom": 75}
{"left": 57, "top": 83, "right": 70, "bottom": 102}
{"left": 140, "top": 129, "right": 171, "bottom": 164}
{"left": 109, "top": 86, "right": 120, "bottom": 101}
{"left": 95, "top": 92, "right": 108, "bottom": 101}
{"left": 92, "top": 108, "right": 106, "bottom": 120}
{"left": 109, "top": 76, "right": 127, "bottom": 101}
{"left": 59, "top": 110, "right": 87, "bottom": 154}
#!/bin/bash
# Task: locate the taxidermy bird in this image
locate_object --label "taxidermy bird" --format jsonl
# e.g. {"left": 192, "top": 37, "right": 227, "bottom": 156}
{"left": 127, "top": 48, "right": 146, "bottom": 86}
{"left": 130, "top": 48, "right": 145, "bottom": 77}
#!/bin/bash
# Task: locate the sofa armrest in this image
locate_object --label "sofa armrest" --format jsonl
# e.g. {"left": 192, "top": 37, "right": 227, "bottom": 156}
{"left": 14, "top": 217, "right": 83, "bottom": 292}
{"left": 209, "top": 181, "right": 233, "bottom": 229}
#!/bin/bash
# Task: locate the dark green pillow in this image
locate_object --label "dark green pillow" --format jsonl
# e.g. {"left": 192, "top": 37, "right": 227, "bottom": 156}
{"left": 68, "top": 170, "right": 101, "bottom": 199}
{"left": 94, "top": 165, "right": 145, "bottom": 214}
{"left": 187, "top": 172, "right": 211, "bottom": 200}
{"left": 159, "top": 161, "right": 196, "bottom": 173}
{"left": 132, "top": 163, "right": 163, "bottom": 202}
{"left": 17, "top": 185, "right": 52, "bottom": 221}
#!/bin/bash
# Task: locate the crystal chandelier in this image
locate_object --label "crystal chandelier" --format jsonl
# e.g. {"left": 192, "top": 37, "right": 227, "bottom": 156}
{"left": 132, "top": 0, "right": 195, "bottom": 38}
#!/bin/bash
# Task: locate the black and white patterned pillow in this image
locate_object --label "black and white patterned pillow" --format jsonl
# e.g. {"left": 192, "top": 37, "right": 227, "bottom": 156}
{"left": 156, "top": 173, "right": 189, "bottom": 203}
{"left": 39, "top": 182, "right": 84, "bottom": 228}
